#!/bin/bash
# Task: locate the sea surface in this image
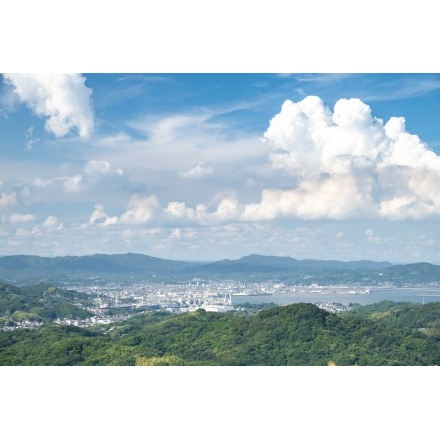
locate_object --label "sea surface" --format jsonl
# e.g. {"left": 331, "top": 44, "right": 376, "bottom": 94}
{"left": 231, "top": 288, "right": 440, "bottom": 307}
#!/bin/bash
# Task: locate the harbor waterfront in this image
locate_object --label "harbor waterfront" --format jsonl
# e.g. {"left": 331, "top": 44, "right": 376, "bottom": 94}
{"left": 65, "top": 281, "right": 440, "bottom": 312}
{"left": 231, "top": 287, "right": 440, "bottom": 307}
{"left": 4, "top": 282, "right": 440, "bottom": 331}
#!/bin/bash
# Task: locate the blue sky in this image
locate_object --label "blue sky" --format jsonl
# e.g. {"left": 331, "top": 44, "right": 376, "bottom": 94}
{"left": 1, "top": 73, "right": 440, "bottom": 263}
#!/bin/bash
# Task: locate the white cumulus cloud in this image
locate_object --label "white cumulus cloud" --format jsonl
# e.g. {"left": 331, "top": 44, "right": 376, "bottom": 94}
{"left": 209, "top": 196, "right": 242, "bottom": 222}
{"left": 84, "top": 160, "right": 122, "bottom": 177}
{"left": 3, "top": 73, "right": 95, "bottom": 139}
{"left": 89, "top": 204, "right": 107, "bottom": 224}
{"left": 89, "top": 204, "right": 118, "bottom": 226}
{"left": 31, "top": 215, "right": 64, "bottom": 236}
{"left": 250, "top": 95, "right": 440, "bottom": 220}
{"left": 164, "top": 194, "right": 243, "bottom": 225}
{"left": 119, "top": 194, "right": 160, "bottom": 224}
{"left": 42, "top": 215, "right": 63, "bottom": 230}
{"left": 164, "top": 201, "right": 207, "bottom": 222}
{"left": 63, "top": 160, "right": 123, "bottom": 193}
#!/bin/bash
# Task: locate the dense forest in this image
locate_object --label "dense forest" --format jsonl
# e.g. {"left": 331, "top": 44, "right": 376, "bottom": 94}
{"left": 1, "top": 300, "right": 439, "bottom": 366}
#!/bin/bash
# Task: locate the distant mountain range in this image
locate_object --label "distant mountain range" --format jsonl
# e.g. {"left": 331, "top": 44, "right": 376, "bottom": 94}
{"left": 0, "top": 253, "right": 197, "bottom": 284}
{"left": 0, "top": 253, "right": 439, "bottom": 286}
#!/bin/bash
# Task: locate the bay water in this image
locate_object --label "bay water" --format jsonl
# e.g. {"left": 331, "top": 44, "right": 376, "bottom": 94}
{"left": 232, "top": 287, "right": 440, "bottom": 307}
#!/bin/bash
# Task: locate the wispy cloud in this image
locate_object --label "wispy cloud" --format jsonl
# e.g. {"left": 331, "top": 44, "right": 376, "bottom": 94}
{"left": 292, "top": 73, "right": 356, "bottom": 83}
{"left": 359, "top": 75, "right": 440, "bottom": 102}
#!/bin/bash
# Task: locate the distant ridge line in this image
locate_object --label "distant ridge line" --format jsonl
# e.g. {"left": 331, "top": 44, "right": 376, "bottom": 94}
{"left": 0, "top": 253, "right": 438, "bottom": 286}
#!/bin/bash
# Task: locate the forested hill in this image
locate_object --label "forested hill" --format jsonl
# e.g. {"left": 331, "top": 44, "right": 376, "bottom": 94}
{"left": 1, "top": 253, "right": 439, "bottom": 285}
{"left": 1, "top": 301, "right": 439, "bottom": 366}
{"left": 0, "top": 282, "right": 94, "bottom": 325}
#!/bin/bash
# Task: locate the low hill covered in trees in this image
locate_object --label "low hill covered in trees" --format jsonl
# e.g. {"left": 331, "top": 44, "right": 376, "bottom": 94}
{"left": 0, "top": 282, "right": 94, "bottom": 326}
{"left": 1, "top": 301, "right": 439, "bottom": 366}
